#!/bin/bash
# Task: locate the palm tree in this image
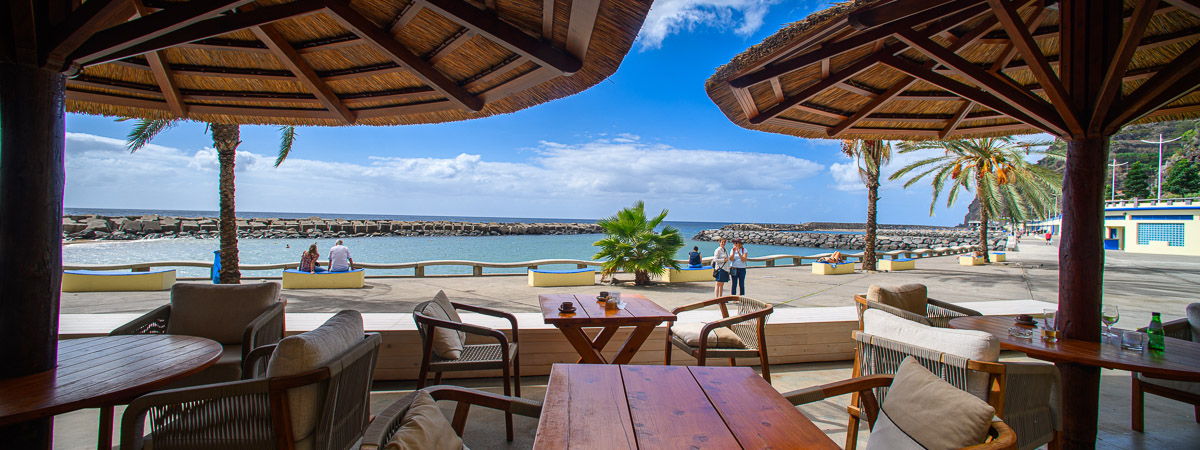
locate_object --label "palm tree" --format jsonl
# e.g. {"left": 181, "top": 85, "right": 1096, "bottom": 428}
{"left": 841, "top": 139, "right": 891, "bottom": 271}
{"left": 593, "top": 201, "right": 685, "bottom": 285}
{"left": 125, "top": 119, "right": 297, "bottom": 283}
{"left": 889, "top": 137, "right": 1062, "bottom": 263}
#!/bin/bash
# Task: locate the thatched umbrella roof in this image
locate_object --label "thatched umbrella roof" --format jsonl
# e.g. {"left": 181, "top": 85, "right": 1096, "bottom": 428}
{"left": 706, "top": 0, "right": 1200, "bottom": 141}
{"left": 62, "top": 0, "right": 652, "bottom": 126}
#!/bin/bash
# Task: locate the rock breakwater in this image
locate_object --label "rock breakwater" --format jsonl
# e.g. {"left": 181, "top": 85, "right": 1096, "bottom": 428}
{"left": 693, "top": 224, "right": 1005, "bottom": 251}
{"left": 62, "top": 215, "right": 602, "bottom": 242}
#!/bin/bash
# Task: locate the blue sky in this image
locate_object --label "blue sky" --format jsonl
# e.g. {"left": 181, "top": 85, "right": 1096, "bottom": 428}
{"left": 63, "top": 0, "right": 977, "bottom": 225}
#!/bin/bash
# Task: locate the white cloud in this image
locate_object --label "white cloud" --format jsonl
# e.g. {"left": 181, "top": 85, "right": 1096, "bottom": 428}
{"left": 637, "top": 0, "right": 779, "bottom": 50}
{"left": 829, "top": 161, "right": 864, "bottom": 191}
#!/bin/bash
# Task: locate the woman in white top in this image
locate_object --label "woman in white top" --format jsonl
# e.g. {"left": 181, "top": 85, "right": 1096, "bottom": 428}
{"left": 729, "top": 238, "right": 748, "bottom": 295}
{"left": 712, "top": 238, "right": 731, "bottom": 297}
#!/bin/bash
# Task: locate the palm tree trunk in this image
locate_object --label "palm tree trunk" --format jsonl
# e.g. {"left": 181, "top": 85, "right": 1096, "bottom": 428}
{"left": 211, "top": 123, "right": 241, "bottom": 284}
{"left": 976, "top": 173, "right": 990, "bottom": 263}
{"left": 864, "top": 173, "right": 880, "bottom": 271}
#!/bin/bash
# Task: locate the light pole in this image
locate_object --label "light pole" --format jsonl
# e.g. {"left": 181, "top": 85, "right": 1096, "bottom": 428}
{"left": 1109, "top": 159, "right": 1129, "bottom": 201}
{"left": 1139, "top": 133, "right": 1181, "bottom": 199}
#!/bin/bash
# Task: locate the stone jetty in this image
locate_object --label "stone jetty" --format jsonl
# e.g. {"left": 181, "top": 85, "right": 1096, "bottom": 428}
{"left": 61, "top": 215, "right": 602, "bottom": 242}
{"left": 693, "top": 223, "right": 1006, "bottom": 251}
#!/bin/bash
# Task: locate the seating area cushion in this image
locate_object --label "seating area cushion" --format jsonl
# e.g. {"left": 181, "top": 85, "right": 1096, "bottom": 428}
{"left": 166, "top": 282, "right": 281, "bottom": 344}
{"left": 420, "top": 291, "right": 466, "bottom": 360}
{"left": 866, "top": 358, "right": 996, "bottom": 450}
{"left": 266, "top": 310, "right": 364, "bottom": 441}
{"left": 671, "top": 323, "right": 746, "bottom": 348}
{"left": 1187, "top": 303, "right": 1200, "bottom": 343}
{"left": 863, "top": 309, "right": 999, "bottom": 399}
{"left": 867, "top": 284, "right": 928, "bottom": 316}
{"left": 385, "top": 391, "right": 465, "bottom": 450}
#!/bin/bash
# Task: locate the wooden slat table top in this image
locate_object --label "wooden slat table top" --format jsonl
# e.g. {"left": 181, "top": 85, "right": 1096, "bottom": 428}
{"left": 0, "top": 335, "right": 222, "bottom": 425}
{"left": 539, "top": 293, "right": 676, "bottom": 326}
{"left": 950, "top": 316, "right": 1200, "bottom": 381}
{"left": 533, "top": 364, "right": 838, "bottom": 449}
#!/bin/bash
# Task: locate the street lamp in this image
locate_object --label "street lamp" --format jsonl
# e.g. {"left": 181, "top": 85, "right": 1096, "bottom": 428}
{"left": 1139, "top": 133, "right": 1181, "bottom": 199}
{"left": 1109, "top": 159, "right": 1129, "bottom": 201}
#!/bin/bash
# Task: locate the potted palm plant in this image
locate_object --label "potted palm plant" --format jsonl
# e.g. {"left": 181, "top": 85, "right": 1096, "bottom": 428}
{"left": 593, "top": 201, "right": 685, "bottom": 285}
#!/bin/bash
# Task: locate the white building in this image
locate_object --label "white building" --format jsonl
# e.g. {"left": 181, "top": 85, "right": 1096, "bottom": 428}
{"left": 1028, "top": 198, "right": 1200, "bottom": 256}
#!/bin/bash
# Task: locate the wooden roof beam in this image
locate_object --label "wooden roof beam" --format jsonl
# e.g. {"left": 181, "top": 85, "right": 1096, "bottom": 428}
{"left": 323, "top": 0, "right": 483, "bottom": 112}
{"left": 388, "top": 0, "right": 423, "bottom": 35}
{"left": 748, "top": 54, "right": 882, "bottom": 125}
{"left": 423, "top": 0, "right": 581, "bottom": 74}
{"left": 71, "top": 0, "right": 256, "bottom": 65}
{"left": 1090, "top": 0, "right": 1160, "bottom": 133}
{"left": 987, "top": 0, "right": 1080, "bottom": 135}
{"left": 77, "top": 0, "right": 325, "bottom": 67}
{"left": 542, "top": 0, "right": 554, "bottom": 39}
{"left": 1106, "top": 40, "right": 1200, "bottom": 132}
{"left": 1163, "top": 0, "right": 1200, "bottom": 17}
{"left": 44, "top": 0, "right": 134, "bottom": 70}
{"left": 132, "top": 0, "right": 187, "bottom": 118}
{"left": 251, "top": 24, "right": 355, "bottom": 124}
{"left": 565, "top": 0, "right": 601, "bottom": 60}
{"left": 426, "top": 28, "right": 475, "bottom": 64}
{"left": 940, "top": 101, "right": 975, "bottom": 138}
{"left": 848, "top": 0, "right": 960, "bottom": 30}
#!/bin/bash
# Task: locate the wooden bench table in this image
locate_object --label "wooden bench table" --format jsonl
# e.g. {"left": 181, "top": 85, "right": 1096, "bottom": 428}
{"left": 533, "top": 364, "right": 839, "bottom": 449}
{"left": 539, "top": 293, "right": 675, "bottom": 364}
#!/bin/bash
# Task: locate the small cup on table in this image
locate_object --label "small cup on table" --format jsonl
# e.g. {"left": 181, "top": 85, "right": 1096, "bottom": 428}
{"left": 1041, "top": 309, "right": 1058, "bottom": 342}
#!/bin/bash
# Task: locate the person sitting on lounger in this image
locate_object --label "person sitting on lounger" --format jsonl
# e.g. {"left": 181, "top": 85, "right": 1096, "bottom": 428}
{"left": 817, "top": 251, "right": 845, "bottom": 264}
{"left": 688, "top": 246, "right": 703, "bottom": 268}
{"left": 328, "top": 240, "right": 354, "bottom": 272}
{"left": 299, "top": 243, "right": 325, "bottom": 273}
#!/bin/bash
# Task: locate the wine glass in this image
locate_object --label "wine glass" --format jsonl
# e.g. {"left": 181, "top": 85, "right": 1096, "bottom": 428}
{"left": 1102, "top": 305, "right": 1120, "bottom": 338}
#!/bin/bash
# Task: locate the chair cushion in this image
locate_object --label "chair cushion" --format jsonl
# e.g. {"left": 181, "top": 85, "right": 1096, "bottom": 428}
{"left": 384, "top": 390, "right": 466, "bottom": 450}
{"left": 866, "top": 358, "right": 996, "bottom": 450}
{"left": 167, "top": 282, "right": 281, "bottom": 344}
{"left": 671, "top": 323, "right": 746, "bottom": 348}
{"left": 420, "top": 291, "right": 466, "bottom": 360}
{"left": 1138, "top": 373, "right": 1200, "bottom": 396}
{"left": 1187, "top": 303, "right": 1200, "bottom": 343}
{"left": 867, "top": 284, "right": 928, "bottom": 316}
{"left": 863, "top": 309, "right": 998, "bottom": 399}
{"left": 266, "top": 310, "right": 364, "bottom": 442}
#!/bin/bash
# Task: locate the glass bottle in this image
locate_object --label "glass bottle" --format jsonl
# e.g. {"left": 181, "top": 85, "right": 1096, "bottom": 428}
{"left": 1147, "top": 312, "right": 1166, "bottom": 351}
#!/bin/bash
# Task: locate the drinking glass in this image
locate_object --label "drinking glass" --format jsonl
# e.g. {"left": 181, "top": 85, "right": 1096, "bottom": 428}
{"left": 1042, "top": 309, "right": 1058, "bottom": 342}
{"left": 1102, "top": 305, "right": 1120, "bottom": 338}
{"left": 1122, "top": 330, "right": 1145, "bottom": 351}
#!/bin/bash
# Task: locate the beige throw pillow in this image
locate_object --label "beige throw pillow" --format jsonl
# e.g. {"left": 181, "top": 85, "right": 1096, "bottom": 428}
{"left": 867, "top": 284, "right": 928, "bottom": 316}
{"left": 672, "top": 323, "right": 746, "bottom": 348}
{"left": 384, "top": 391, "right": 466, "bottom": 450}
{"left": 866, "top": 358, "right": 996, "bottom": 450}
{"left": 420, "top": 291, "right": 466, "bottom": 360}
{"left": 266, "top": 310, "right": 364, "bottom": 441}
{"left": 167, "top": 282, "right": 280, "bottom": 344}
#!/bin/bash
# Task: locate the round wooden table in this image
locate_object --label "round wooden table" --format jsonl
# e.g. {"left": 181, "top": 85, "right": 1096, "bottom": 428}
{"left": 0, "top": 335, "right": 223, "bottom": 448}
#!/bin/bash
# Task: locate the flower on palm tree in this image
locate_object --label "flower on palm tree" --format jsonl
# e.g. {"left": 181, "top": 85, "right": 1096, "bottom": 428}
{"left": 593, "top": 201, "right": 684, "bottom": 285}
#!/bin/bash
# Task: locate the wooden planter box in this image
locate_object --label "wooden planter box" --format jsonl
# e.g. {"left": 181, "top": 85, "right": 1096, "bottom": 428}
{"left": 812, "top": 262, "right": 855, "bottom": 275}
{"left": 528, "top": 268, "right": 596, "bottom": 287}
{"left": 62, "top": 269, "right": 176, "bottom": 292}
{"left": 282, "top": 269, "right": 365, "bottom": 289}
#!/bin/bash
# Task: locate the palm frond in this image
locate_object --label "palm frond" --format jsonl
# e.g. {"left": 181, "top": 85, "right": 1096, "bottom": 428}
{"left": 275, "top": 126, "right": 297, "bottom": 167}
{"left": 125, "top": 119, "right": 178, "bottom": 153}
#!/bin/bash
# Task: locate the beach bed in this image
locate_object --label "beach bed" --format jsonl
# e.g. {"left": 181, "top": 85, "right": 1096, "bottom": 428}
{"left": 959, "top": 255, "right": 986, "bottom": 265}
{"left": 662, "top": 266, "right": 713, "bottom": 282}
{"left": 62, "top": 269, "right": 176, "bottom": 292}
{"left": 527, "top": 268, "right": 595, "bottom": 287}
{"left": 990, "top": 252, "right": 1007, "bottom": 262}
{"left": 878, "top": 258, "right": 915, "bottom": 271}
{"left": 812, "top": 262, "right": 855, "bottom": 275}
{"left": 281, "top": 269, "right": 365, "bottom": 289}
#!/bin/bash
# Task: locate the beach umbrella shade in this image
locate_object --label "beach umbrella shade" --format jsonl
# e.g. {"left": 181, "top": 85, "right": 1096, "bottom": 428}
{"left": 0, "top": 0, "right": 652, "bottom": 446}
{"left": 704, "top": 0, "right": 1200, "bottom": 447}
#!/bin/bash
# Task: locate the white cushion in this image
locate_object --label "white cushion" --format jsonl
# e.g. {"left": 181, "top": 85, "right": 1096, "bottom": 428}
{"left": 266, "top": 310, "right": 364, "bottom": 442}
{"left": 384, "top": 391, "right": 466, "bottom": 450}
{"left": 671, "top": 323, "right": 746, "bottom": 348}
{"left": 866, "top": 358, "right": 996, "bottom": 450}
{"left": 420, "top": 291, "right": 465, "bottom": 360}
{"left": 1138, "top": 373, "right": 1200, "bottom": 395}
{"left": 863, "top": 309, "right": 999, "bottom": 398}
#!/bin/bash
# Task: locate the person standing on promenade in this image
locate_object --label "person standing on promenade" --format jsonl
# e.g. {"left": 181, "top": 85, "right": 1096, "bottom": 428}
{"left": 329, "top": 240, "right": 355, "bottom": 272}
{"left": 729, "top": 238, "right": 748, "bottom": 295}
{"left": 1045, "top": 231, "right": 1053, "bottom": 246}
{"left": 299, "top": 243, "right": 325, "bottom": 273}
{"left": 713, "top": 238, "right": 731, "bottom": 297}
{"left": 688, "top": 246, "right": 703, "bottom": 268}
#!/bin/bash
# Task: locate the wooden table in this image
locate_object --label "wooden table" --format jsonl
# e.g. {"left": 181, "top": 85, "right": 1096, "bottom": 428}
{"left": 0, "top": 335, "right": 223, "bottom": 449}
{"left": 534, "top": 364, "right": 839, "bottom": 449}
{"left": 539, "top": 293, "right": 676, "bottom": 365}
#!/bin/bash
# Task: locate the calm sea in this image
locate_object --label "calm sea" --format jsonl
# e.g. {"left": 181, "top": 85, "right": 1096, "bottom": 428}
{"left": 63, "top": 208, "right": 850, "bottom": 277}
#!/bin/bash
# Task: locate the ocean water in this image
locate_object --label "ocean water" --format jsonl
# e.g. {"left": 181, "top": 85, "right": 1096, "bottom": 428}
{"left": 63, "top": 208, "right": 848, "bottom": 277}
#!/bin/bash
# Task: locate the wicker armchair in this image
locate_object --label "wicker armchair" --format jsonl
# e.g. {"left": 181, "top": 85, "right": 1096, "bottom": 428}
{"left": 111, "top": 282, "right": 286, "bottom": 386}
{"left": 119, "top": 329, "right": 382, "bottom": 450}
{"left": 848, "top": 330, "right": 1061, "bottom": 450}
{"left": 359, "top": 386, "right": 542, "bottom": 449}
{"left": 412, "top": 298, "right": 520, "bottom": 440}
{"left": 785, "top": 374, "right": 1018, "bottom": 450}
{"left": 1132, "top": 303, "right": 1199, "bottom": 431}
{"left": 665, "top": 296, "right": 773, "bottom": 383}
{"left": 854, "top": 293, "right": 982, "bottom": 329}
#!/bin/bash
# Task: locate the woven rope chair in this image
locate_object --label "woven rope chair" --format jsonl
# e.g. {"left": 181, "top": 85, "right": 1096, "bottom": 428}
{"left": 784, "top": 373, "right": 1018, "bottom": 450}
{"left": 1132, "top": 303, "right": 1200, "bottom": 431}
{"left": 854, "top": 293, "right": 982, "bottom": 329}
{"left": 664, "top": 296, "right": 773, "bottom": 383}
{"left": 359, "top": 385, "right": 542, "bottom": 449}
{"left": 412, "top": 300, "right": 520, "bottom": 440}
{"left": 847, "top": 331, "right": 1061, "bottom": 450}
{"left": 119, "top": 332, "right": 382, "bottom": 450}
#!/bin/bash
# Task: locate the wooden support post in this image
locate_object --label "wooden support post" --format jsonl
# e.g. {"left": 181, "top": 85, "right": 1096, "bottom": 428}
{"left": 0, "top": 62, "right": 66, "bottom": 449}
{"left": 414, "top": 265, "right": 424, "bottom": 277}
{"left": 473, "top": 265, "right": 482, "bottom": 276}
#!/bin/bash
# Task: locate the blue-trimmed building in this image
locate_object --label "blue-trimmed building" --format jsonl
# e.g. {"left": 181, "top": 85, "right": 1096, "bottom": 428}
{"left": 1027, "top": 198, "right": 1200, "bottom": 256}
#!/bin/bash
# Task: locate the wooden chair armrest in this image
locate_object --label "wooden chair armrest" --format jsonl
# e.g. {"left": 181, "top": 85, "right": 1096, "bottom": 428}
{"left": 110, "top": 304, "right": 171, "bottom": 336}
{"left": 928, "top": 298, "right": 983, "bottom": 317}
{"left": 242, "top": 344, "right": 277, "bottom": 379}
{"left": 451, "top": 302, "right": 519, "bottom": 342}
{"left": 783, "top": 374, "right": 894, "bottom": 406}
{"left": 242, "top": 301, "right": 286, "bottom": 361}
{"left": 704, "top": 306, "right": 773, "bottom": 331}
{"left": 962, "top": 420, "right": 1018, "bottom": 450}
{"left": 1161, "top": 318, "right": 1193, "bottom": 340}
{"left": 426, "top": 385, "right": 543, "bottom": 418}
{"left": 670, "top": 296, "right": 740, "bottom": 315}
{"left": 415, "top": 313, "right": 511, "bottom": 347}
